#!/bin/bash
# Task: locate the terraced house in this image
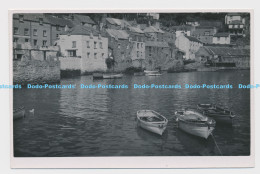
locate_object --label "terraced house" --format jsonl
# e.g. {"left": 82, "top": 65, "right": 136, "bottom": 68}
{"left": 58, "top": 25, "right": 108, "bottom": 73}
{"left": 105, "top": 28, "right": 131, "bottom": 72}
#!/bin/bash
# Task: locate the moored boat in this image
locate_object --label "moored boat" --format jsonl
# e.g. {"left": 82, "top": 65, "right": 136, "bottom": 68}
{"left": 145, "top": 73, "right": 162, "bottom": 76}
{"left": 175, "top": 109, "right": 216, "bottom": 139}
{"left": 136, "top": 110, "right": 168, "bottom": 136}
{"left": 93, "top": 73, "right": 104, "bottom": 80}
{"left": 144, "top": 70, "right": 159, "bottom": 74}
{"left": 197, "top": 104, "right": 235, "bottom": 124}
{"left": 103, "top": 73, "right": 123, "bottom": 79}
{"left": 13, "top": 106, "right": 25, "bottom": 120}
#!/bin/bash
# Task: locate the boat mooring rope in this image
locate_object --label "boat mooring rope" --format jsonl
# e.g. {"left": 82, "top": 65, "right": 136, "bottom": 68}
{"left": 210, "top": 133, "right": 223, "bottom": 156}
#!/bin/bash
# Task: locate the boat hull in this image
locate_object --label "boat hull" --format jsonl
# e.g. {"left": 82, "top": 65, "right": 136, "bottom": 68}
{"left": 137, "top": 120, "right": 167, "bottom": 135}
{"left": 103, "top": 74, "right": 123, "bottom": 79}
{"left": 145, "top": 73, "right": 162, "bottom": 76}
{"left": 13, "top": 107, "right": 25, "bottom": 120}
{"left": 136, "top": 110, "right": 168, "bottom": 136}
{"left": 178, "top": 120, "right": 214, "bottom": 139}
{"left": 197, "top": 104, "right": 235, "bottom": 125}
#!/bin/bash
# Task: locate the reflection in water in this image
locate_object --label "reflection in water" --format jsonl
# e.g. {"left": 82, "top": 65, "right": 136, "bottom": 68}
{"left": 13, "top": 70, "right": 250, "bottom": 156}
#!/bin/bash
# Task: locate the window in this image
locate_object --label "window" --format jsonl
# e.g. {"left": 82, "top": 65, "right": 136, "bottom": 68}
{"left": 86, "top": 41, "right": 90, "bottom": 48}
{"left": 94, "top": 41, "right": 97, "bottom": 49}
{"left": 13, "top": 27, "right": 19, "bottom": 35}
{"left": 19, "top": 15, "right": 24, "bottom": 22}
{"left": 42, "top": 40, "right": 47, "bottom": 46}
{"left": 33, "top": 39, "right": 37, "bottom": 46}
{"left": 126, "top": 45, "right": 129, "bottom": 49}
{"left": 217, "top": 37, "right": 220, "bottom": 41}
{"left": 137, "top": 51, "right": 139, "bottom": 58}
{"left": 102, "top": 53, "right": 104, "bottom": 58}
{"left": 234, "top": 25, "right": 238, "bottom": 28}
{"left": 87, "top": 52, "right": 90, "bottom": 58}
{"left": 33, "top": 29, "right": 37, "bottom": 36}
{"left": 94, "top": 53, "right": 97, "bottom": 59}
{"left": 13, "top": 38, "right": 18, "bottom": 42}
{"left": 56, "top": 34, "right": 59, "bottom": 38}
{"left": 25, "top": 39, "right": 29, "bottom": 42}
{"left": 72, "top": 41, "right": 76, "bottom": 48}
{"left": 68, "top": 50, "right": 77, "bottom": 57}
{"left": 166, "top": 54, "right": 168, "bottom": 58}
{"left": 141, "top": 43, "right": 143, "bottom": 48}
{"left": 43, "top": 30, "right": 47, "bottom": 37}
{"left": 137, "top": 43, "right": 140, "bottom": 49}
{"left": 39, "top": 18, "right": 43, "bottom": 25}
{"left": 24, "top": 28, "right": 29, "bottom": 36}
{"left": 99, "top": 42, "right": 103, "bottom": 49}
{"left": 118, "top": 43, "right": 121, "bottom": 49}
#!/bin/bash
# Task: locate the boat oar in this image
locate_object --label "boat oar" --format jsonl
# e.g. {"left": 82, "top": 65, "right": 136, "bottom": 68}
{"left": 210, "top": 133, "right": 223, "bottom": 156}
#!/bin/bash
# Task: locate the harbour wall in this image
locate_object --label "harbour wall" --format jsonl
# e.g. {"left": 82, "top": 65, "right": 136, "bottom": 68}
{"left": 13, "top": 59, "right": 60, "bottom": 85}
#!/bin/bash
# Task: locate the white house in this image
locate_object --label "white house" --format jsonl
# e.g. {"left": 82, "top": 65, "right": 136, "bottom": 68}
{"left": 58, "top": 25, "right": 108, "bottom": 73}
{"left": 225, "top": 13, "right": 245, "bottom": 36}
{"left": 212, "top": 33, "right": 231, "bottom": 44}
{"left": 175, "top": 34, "right": 203, "bottom": 60}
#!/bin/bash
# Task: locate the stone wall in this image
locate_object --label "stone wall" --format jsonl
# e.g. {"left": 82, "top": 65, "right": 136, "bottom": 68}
{"left": 13, "top": 59, "right": 60, "bottom": 85}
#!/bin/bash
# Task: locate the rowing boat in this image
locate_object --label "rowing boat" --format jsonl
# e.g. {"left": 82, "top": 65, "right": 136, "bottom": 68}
{"left": 13, "top": 106, "right": 25, "bottom": 120}
{"left": 197, "top": 104, "right": 235, "bottom": 124}
{"left": 136, "top": 110, "right": 168, "bottom": 135}
{"left": 175, "top": 109, "right": 216, "bottom": 139}
{"left": 103, "top": 73, "right": 123, "bottom": 79}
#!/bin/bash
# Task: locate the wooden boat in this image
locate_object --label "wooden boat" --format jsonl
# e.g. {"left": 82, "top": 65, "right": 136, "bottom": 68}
{"left": 144, "top": 70, "right": 159, "bottom": 74}
{"left": 145, "top": 73, "right": 162, "bottom": 76}
{"left": 93, "top": 73, "right": 104, "bottom": 80}
{"left": 175, "top": 109, "right": 216, "bottom": 139}
{"left": 197, "top": 104, "right": 235, "bottom": 124}
{"left": 136, "top": 110, "right": 168, "bottom": 135}
{"left": 103, "top": 73, "right": 123, "bottom": 79}
{"left": 13, "top": 106, "right": 25, "bottom": 120}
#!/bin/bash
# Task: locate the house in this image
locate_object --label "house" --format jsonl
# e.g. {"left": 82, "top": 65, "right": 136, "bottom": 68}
{"left": 225, "top": 13, "right": 246, "bottom": 36}
{"left": 45, "top": 15, "right": 74, "bottom": 45}
{"left": 170, "top": 25, "right": 195, "bottom": 37}
{"left": 145, "top": 41, "right": 173, "bottom": 70}
{"left": 175, "top": 34, "right": 203, "bottom": 60}
{"left": 58, "top": 25, "right": 108, "bottom": 73}
{"left": 191, "top": 26, "right": 217, "bottom": 44}
{"left": 13, "top": 13, "right": 52, "bottom": 47}
{"left": 212, "top": 33, "right": 231, "bottom": 44}
{"left": 13, "top": 13, "right": 74, "bottom": 47}
{"left": 104, "top": 18, "right": 131, "bottom": 30}
{"left": 105, "top": 28, "right": 132, "bottom": 71}
{"left": 195, "top": 46, "right": 250, "bottom": 68}
{"left": 143, "top": 25, "right": 164, "bottom": 42}
{"left": 186, "top": 21, "right": 200, "bottom": 27}
{"left": 126, "top": 26, "right": 146, "bottom": 68}
{"left": 68, "top": 14, "right": 97, "bottom": 29}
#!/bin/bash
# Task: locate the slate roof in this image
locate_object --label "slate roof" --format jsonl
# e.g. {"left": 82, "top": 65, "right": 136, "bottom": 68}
{"left": 214, "top": 33, "right": 230, "bottom": 37}
{"left": 185, "top": 35, "right": 202, "bottom": 43}
{"left": 127, "top": 26, "right": 144, "bottom": 34}
{"left": 143, "top": 26, "right": 164, "bottom": 33}
{"left": 106, "top": 18, "right": 131, "bottom": 27}
{"left": 145, "top": 41, "right": 169, "bottom": 47}
{"left": 60, "top": 25, "right": 100, "bottom": 36}
{"left": 106, "top": 29, "right": 129, "bottom": 40}
{"left": 73, "top": 14, "right": 96, "bottom": 25}
{"left": 13, "top": 13, "right": 48, "bottom": 23}
{"left": 45, "top": 15, "right": 74, "bottom": 27}
{"left": 204, "top": 46, "right": 250, "bottom": 56}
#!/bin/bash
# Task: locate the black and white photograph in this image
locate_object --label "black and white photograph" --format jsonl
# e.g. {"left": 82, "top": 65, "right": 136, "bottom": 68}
{"left": 10, "top": 10, "right": 253, "bottom": 167}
